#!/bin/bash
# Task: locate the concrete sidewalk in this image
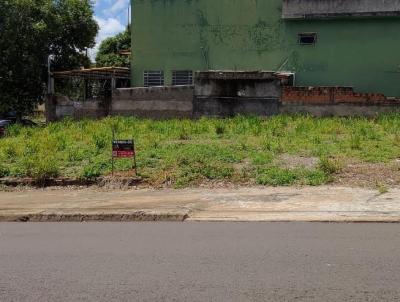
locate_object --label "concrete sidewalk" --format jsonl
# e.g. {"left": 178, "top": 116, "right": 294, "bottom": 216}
{"left": 0, "top": 186, "right": 399, "bottom": 222}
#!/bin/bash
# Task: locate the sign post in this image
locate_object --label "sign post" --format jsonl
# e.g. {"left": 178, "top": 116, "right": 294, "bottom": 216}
{"left": 111, "top": 134, "right": 137, "bottom": 176}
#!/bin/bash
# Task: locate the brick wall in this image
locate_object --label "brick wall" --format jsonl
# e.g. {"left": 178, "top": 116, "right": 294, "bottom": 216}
{"left": 282, "top": 86, "right": 400, "bottom": 105}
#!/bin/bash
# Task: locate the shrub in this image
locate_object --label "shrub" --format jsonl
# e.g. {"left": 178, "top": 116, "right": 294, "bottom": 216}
{"left": 23, "top": 158, "right": 60, "bottom": 180}
{"left": 376, "top": 182, "right": 389, "bottom": 195}
{"left": 0, "top": 164, "right": 10, "bottom": 178}
{"left": 350, "top": 134, "right": 362, "bottom": 150}
{"left": 93, "top": 133, "right": 108, "bottom": 151}
{"left": 256, "top": 166, "right": 331, "bottom": 186}
{"left": 81, "top": 163, "right": 103, "bottom": 180}
{"left": 81, "top": 159, "right": 110, "bottom": 180}
{"left": 215, "top": 124, "right": 225, "bottom": 136}
{"left": 256, "top": 167, "right": 298, "bottom": 186}
{"left": 251, "top": 152, "right": 273, "bottom": 165}
{"left": 302, "top": 169, "right": 330, "bottom": 186}
{"left": 178, "top": 131, "right": 190, "bottom": 140}
{"left": 318, "top": 157, "right": 343, "bottom": 175}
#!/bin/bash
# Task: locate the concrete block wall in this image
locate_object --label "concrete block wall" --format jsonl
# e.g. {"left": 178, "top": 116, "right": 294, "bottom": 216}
{"left": 46, "top": 82, "right": 400, "bottom": 121}
{"left": 46, "top": 95, "right": 108, "bottom": 121}
{"left": 112, "top": 86, "right": 193, "bottom": 119}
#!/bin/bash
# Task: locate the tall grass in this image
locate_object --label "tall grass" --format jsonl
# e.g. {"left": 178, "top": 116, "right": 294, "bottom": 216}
{"left": 0, "top": 114, "right": 399, "bottom": 186}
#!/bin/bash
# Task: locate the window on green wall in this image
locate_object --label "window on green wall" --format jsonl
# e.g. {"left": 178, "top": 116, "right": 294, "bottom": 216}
{"left": 144, "top": 71, "right": 164, "bottom": 87}
{"left": 172, "top": 71, "right": 193, "bottom": 86}
{"left": 298, "top": 33, "right": 317, "bottom": 45}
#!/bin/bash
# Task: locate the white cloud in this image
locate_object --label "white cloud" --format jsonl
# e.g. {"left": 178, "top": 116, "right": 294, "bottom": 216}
{"left": 88, "top": 0, "right": 130, "bottom": 61}
{"left": 88, "top": 16, "right": 125, "bottom": 60}
{"left": 95, "top": 16, "right": 125, "bottom": 37}
{"left": 93, "top": 0, "right": 113, "bottom": 8}
{"left": 106, "top": 0, "right": 129, "bottom": 15}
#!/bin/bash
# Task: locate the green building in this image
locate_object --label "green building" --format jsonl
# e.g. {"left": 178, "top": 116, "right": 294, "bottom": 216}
{"left": 131, "top": 0, "right": 400, "bottom": 97}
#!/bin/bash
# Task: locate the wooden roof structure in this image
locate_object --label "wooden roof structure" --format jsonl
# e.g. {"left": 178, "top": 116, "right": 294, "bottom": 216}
{"left": 52, "top": 67, "right": 130, "bottom": 80}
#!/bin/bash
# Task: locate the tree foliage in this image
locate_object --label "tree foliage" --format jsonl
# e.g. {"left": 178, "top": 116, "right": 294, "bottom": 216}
{"left": 0, "top": 0, "right": 98, "bottom": 117}
{"left": 96, "top": 26, "right": 131, "bottom": 68}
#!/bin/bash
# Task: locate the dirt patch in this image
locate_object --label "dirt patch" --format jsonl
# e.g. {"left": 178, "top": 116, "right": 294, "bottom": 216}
{"left": 0, "top": 176, "right": 144, "bottom": 192}
{"left": 333, "top": 160, "right": 400, "bottom": 188}
{"left": 276, "top": 154, "right": 319, "bottom": 170}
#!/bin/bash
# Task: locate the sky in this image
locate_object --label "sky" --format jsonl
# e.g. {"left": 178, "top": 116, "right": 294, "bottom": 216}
{"left": 90, "top": 0, "right": 130, "bottom": 59}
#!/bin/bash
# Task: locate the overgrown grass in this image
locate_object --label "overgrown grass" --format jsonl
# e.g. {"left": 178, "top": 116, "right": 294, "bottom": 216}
{"left": 1, "top": 114, "right": 399, "bottom": 187}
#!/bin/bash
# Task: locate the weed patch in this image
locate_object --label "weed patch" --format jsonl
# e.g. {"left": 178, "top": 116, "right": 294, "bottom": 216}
{"left": 0, "top": 114, "right": 399, "bottom": 186}
{"left": 319, "top": 157, "right": 343, "bottom": 175}
{"left": 256, "top": 166, "right": 330, "bottom": 186}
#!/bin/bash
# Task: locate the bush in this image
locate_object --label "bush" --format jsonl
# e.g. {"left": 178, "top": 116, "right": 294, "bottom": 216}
{"left": 256, "top": 167, "right": 299, "bottom": 186}
{"left": 215, "top": 124, "right": 225, "bottom": 136}
{"left": 302, "top": 169, "right": 330, "bottom": 186}
{"left": 81, "top": 161, "right": 110, "bottom": 180}
{"left": 23, "top": 157, "right": 60, "bottom": 180}
{"left": 251, "top": 152, "right": 274, "bottom": 165}
{"left": 318, "top": 157, "right": 342, "bottom": 175}
{"left": 350, "top": 134, "right": 362, "bottom": 150}
{"left": 0, "top": 164, "right": 10, "bottom": 178}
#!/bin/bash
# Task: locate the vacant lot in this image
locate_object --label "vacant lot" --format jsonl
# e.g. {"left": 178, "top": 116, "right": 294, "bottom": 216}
{"left": 0, "top": 115, "right": 399, "bottom": 188}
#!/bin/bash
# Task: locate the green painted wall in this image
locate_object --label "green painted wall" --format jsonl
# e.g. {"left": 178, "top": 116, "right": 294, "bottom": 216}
{"left": 131, "top": 0, "right": 400, "bottom": 96}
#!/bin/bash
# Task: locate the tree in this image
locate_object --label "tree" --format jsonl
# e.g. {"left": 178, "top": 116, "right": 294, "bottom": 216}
{"left": 96, "top": 26, "right": 131, "bottom": 68}
{"left": 0, "top": 0, "right": 98, "bottom": 117}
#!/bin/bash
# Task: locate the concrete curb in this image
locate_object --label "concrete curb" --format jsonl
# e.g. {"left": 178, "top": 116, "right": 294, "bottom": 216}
{"left": 187, "top": 217, "right": 400, "bottom": 223}
{"left": 0, "top": 212, "right": 189, "bottom": 222}
{"left": 4, "top": 213, "right": 400, "bottom": 223}
{"left": 1, "top": 186, "right": 399, "bottom": 223}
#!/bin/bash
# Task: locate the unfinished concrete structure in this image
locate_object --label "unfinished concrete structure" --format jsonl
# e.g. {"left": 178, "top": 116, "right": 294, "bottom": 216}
{"left": 47, "top": 1, "right": 400, "bottom": 120}
{"left": 131, "top": 0, "right": 400, "bottom": 97}
{"left": 46, "top": 67, "right": 130, "bottom": 121}
{"left": 193, "top": 71, "right": 289, "bottom": 117}
{"left": 47, "top": 83, "right": 400, "bottom": 121}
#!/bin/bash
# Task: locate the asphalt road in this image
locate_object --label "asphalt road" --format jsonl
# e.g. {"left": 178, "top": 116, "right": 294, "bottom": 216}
{"left": 1, "top": 223, "right": 400, "bottom": 302}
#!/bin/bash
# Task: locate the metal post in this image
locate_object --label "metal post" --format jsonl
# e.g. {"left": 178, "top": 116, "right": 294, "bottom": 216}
{"left": 83, "top": 79, "right": 87, "bottom": 102}
{"left": 111, "top": 75, "right": 116, "bottom": 91}
{"left": 133, "top": 138, "right": 137, "bottom": 176}
{"left": 112, "top": 129, "right": 115, "bottom": 176}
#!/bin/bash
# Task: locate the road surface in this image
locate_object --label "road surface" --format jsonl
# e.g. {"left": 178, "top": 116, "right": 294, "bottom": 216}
{"left": 1, "top": 222, "right": 400, "bottom": 301}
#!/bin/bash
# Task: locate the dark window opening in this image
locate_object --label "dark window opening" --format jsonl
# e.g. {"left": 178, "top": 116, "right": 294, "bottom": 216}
{"left": 172, "top": 70, "right": 193, "bottom": 86}
{"left": 298, "top": 33, "right": 317, "bottom": 45}
{"left": 144, "top": 71, "right": 164, "bottom": 87}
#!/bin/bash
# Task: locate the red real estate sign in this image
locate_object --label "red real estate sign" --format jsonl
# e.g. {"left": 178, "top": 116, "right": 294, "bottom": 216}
{"left": 112, "top": 140, "right": 135, "bottom": 158}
